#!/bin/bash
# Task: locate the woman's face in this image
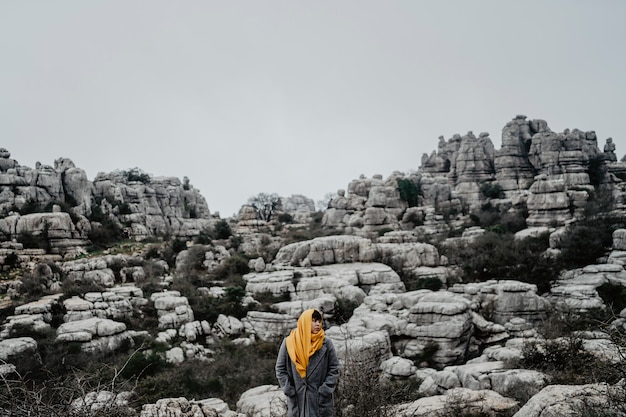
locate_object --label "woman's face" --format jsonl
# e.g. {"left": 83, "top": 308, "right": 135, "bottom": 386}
{"left": 311, "top": 318, "right": 322, "bottom": 334}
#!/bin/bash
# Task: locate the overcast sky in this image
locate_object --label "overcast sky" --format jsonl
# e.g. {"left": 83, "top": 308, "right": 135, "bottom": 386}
{"left": 2, "top": 1, "right": 625, "bottom": 217}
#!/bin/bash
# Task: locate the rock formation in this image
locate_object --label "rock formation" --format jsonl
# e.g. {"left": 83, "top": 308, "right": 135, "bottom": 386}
{"left": 0, "top": 150, "right": 217, "bottom": 257}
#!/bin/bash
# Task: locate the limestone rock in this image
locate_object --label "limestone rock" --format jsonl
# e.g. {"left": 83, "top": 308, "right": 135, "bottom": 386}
{"left": 613, "top": 229, "right": 626, "bottom": 251}
{"left": 243, "top": 311, "right": 295, "bottom": 342}
{"left": 494, "top": 115, "right": 540, "bottom": 193}
{"left": 151, "top": 291, "right": 195, "bottom": 329}
{"left": 213, "top": 314, "right": 245, "bottom": 338}
{"left": 380, "top": 356, "right": 417, "bottom": 379}
{"left": 512, "top": 383, "right": 625, "bottom": 417}
{"left": 526, "top": 175, "right": 572, "bottom": 227}
{"left": 446, "top": 361, "right": 549, "bottom": 399}
{"left": 390, "top": 387, "right": 518, "bottom": 417}
{"left": 326, "top": 329, "right": 392, "bottom": 375}
{"left": 140, "top": 397, "right": 221, "bottom": 417}
{"left": 236, "top": 385, "right": 286, "bottom": 417}
{"left": 548, "top": 264, "right": 626, "bottom": 312}
{"left": 450, "top": 131, "right": 497, "bottom": 204}
{"left": 55, "top": 317, "right": 139, "bottom": 353}
{"left": 405, "top": 291, "right": 474, "bottom": 365}
{"left": 0, "top": 337, "right": 39, "bottom": 363}
{"left": 274, "top": 235, "right": 377, "bottom": 266}
{"left": 280, "top": 194, "right": 315, "bottom": 223}
{"left": 70, "top": 391, "right": 134, "bottom": 415}
{"left": 449, "top": 280, "right": 551, "bottom": 325}
{"left": 418, "top": 369, "right": 461, "bottom": 396}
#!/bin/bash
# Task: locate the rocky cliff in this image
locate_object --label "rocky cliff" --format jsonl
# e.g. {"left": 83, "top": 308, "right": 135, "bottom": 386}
{"left": 0, "top": 149, "right": 216, "bottom": 255}
{"left": 320, "top": 115, "right": 624, "bottom": 237}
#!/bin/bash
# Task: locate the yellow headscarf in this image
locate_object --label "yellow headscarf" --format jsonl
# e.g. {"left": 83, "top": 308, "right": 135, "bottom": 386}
{"left": 285, "top": 309, "right": 325, "bottom": 378}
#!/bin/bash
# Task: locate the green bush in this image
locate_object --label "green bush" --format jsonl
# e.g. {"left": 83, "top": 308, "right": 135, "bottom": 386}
{"left": 414, "top": 276, "right": 444, "bottom": 291}
{"left": 441, "top": 231, "right": 558, "bottom": 293}
{"left": 193, "top": 232, "right": 212, "bottom": 245}
{"left": 123, "top": 167, "right": 151, "bottom": 184}
{"left": 480, "top": 182, "right": 504, "bottom": 199}
{"left": 120, "top": 350, "right": 169, "bottom": 379}
{"left": 335, "top": 350, "right": 420, "bottom": 417}
{"left": 396, "top": 178, "right": 420, "bottom": 208}
{"left": 88, "top": 206, "right": 125, "bottom": 249}
{"left": 17, "top": 231, "right": 50, "bottom": 251}
{"left": 558, "top": 217, "right": 619, "bottom": 268}
{"left": 134, "top": 340, "right": 279, "bottom": 408}
{"left": 334, "top": 298, "right": 360, "bottom": 325}
{"left": 597, "top": 282, "right": 626, "bottom": 314}
{"left": 588, "top": 155, "right": 607, "bottom": 187}
{"left": 277, "top": 212, "right": 293, "bottom": 223}
{"left": 470, "top": 204, "right": 527, "bottom": 234}
{"left": 17, "top": 199, "right": 39, "bottom": 215}
{"left": 210, "top": 254, "right": 250, "bottom": 281}
{"left": 519, "top": 336, "right": 623, "bottom": 385}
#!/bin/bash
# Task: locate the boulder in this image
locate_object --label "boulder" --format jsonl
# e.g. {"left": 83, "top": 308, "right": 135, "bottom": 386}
{"left": 70, "top": 391, "right": 134, "bottom": 415}
{"left": 140, "top": 397, "right": 221, "bottom": 417}
{"left": 512, "top": 383, "right": 626, "bottom": 417}
{"left": 243, "top": 311, "right": 295, "bottom": 342}
{"left": 390, "top": 388, "right": 518, "bottom": 417}
{"left": 236, "top": 385, "right": 286, "bottom": 417}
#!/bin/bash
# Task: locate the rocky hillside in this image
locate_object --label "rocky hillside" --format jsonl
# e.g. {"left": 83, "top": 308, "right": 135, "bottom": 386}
{"left": 2, "top": 115, "right": 626, "bottom": 416}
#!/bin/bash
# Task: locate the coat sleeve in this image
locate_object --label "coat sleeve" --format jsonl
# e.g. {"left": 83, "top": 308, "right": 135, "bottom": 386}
{"left": 318, "top": 338, "right": 340, "bottom": 397}
{"left": 275, "top": 339, "right": 296, "bottom": 397}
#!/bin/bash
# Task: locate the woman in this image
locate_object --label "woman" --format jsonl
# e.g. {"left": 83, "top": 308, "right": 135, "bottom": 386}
{"left": 275, "top": 309, "right": 340, "bottom": 417}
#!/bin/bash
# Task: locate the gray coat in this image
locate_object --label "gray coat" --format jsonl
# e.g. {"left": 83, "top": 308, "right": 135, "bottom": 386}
{"left": 275, "top": 337, "right": 340, "bottom": 417}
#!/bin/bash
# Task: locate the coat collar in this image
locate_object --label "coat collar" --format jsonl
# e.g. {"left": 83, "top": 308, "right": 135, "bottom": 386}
{"left": 306, "top": 340, "right": 328, "bottom": 376}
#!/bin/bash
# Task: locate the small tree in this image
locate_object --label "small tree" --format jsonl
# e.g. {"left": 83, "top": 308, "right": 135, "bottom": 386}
{"left": 248, "top": 193, "right": 281, "bottom": 222}
{"left": 316, "top": 192, "right": 337, "bottom": 211}
{"left": 213, "top": 220, "right": 232, "bottom": 240}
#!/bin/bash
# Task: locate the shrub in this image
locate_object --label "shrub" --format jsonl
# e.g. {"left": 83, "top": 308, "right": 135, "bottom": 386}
{"left": 404, "top": 211, "right": 423, "bottom": 227}
{"left": 588, "top": 155, "right": 607, "bottom": 187}
{"left": 414, "top": 276, "right": 443, "bottom": 291}
{"left": 88, "top": 210, "right": 125, "bottom": 249}
{"left": 210, "top": 254, "right": 250, "bottom": 281}
{"left": 3, "top": 252, "right": 19, "bottom": 268}
{"left": 277, "top": 212, "right": 293, "bottom": 223}
{"left": 134, "top": 339, "right": 280, "bottom": 408}
{"left": 0, "top": 370, "right": 138, "bottom": 417}
{"left": 470, "top": 204, "right": 527, "bottom": 234}
{"left": 171, "top": 239, "right": 187, "bottom": 253}
{"left": 480, "top": 182, "right": 504, "bottom": 199}
{"left": 441, "top": 231, "right": 558, "bottom": 293}
{"left": 229, "top": 234, "right": 243, "bottom": 250}
{"left": 118, "top": 202, "right": 132, "bottom": 215}
{"left": 17, "top": 199, "right": 39, "bottom": 215}
{"left": 335, "top": 346, "right": 420, "bottom": 417}
{"left": 123, "top": 167, "right": 151, "bottom": 184}
{"left": 396, "top": 178, "right": 420, "bottom": 208}
{"left": 18, "top": 273, "right": 48, "bottom": 301}
{"left": 597, "top": 282, "right": 626, "bottom": 315}
{"left": 334, "top": 298, "right": 360, "bottom": 325}
{"left": 519, "top": 336, "right": 623, "bottom": 385}
{"left": 254, "top": 290, "right": 290, "bottom": 311}
{"left": 558, "top": 217, "right": 619, "bottom": 268}
{"left": 193, "top": 232, "right": 212, "bottom": 245}
{"left": 61, "top": 279, "right": 107, "bottom": 297}
{"left": 17, "top": 231, "right": 50, "bottom": 251}
{"left": 120, "top": 349, "right": 168, "bottom": 379}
